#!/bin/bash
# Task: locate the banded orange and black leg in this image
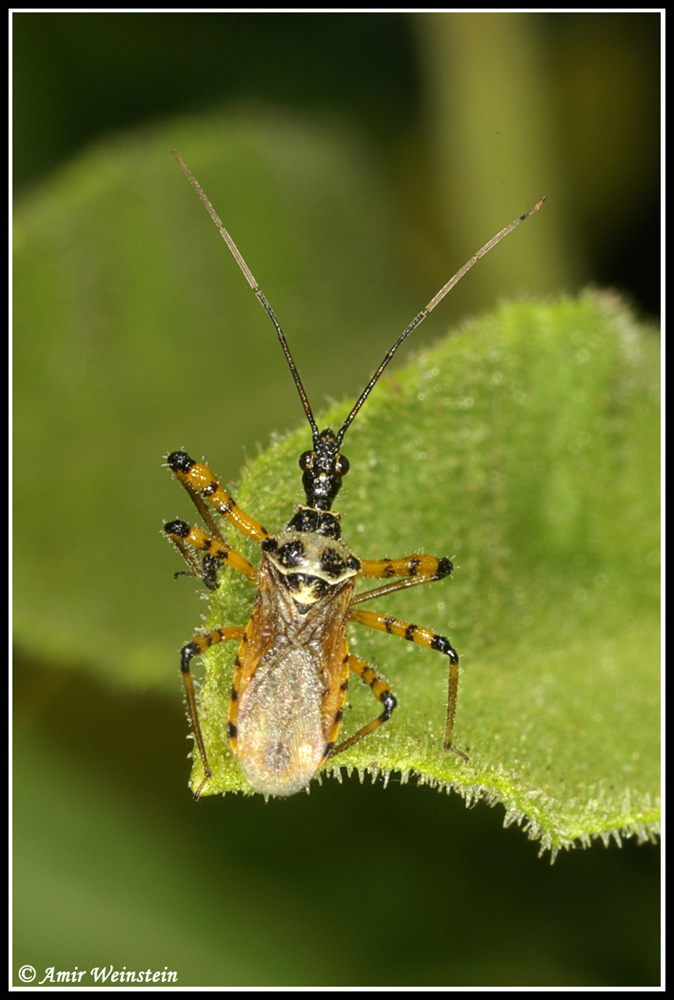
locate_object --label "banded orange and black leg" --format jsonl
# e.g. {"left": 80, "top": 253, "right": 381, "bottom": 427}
{"left": 347, "top": 607, "right": 467, "bottom": 761}
{"left": 164, "top": 519, "right": 257, "bottom": 589}
{"left": 353, "top": 554, "right": 453, "bottom": 605}
{"left": 180, "top": 624, "right": 247, "bottom": 798}
{"left": 327, "top": 652, "right": 397, "bottom": 758}
{"left": 167, "top": 451, "right": 269, "bottom": 543}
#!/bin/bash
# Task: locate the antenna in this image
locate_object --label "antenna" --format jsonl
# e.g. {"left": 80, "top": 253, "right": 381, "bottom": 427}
{"left": 172, "top": 151, "right": 545, "bottom": 448}
{"left": 171, "top": 150, "right": 321, "bottom": 445}
{"left": 335, "top": 196, "right": 547, "bottom": 445}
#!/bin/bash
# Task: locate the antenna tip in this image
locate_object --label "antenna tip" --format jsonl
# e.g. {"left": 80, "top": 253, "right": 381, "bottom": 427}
{"left": 519, "top": 195, "right": 547, "bottom": 221}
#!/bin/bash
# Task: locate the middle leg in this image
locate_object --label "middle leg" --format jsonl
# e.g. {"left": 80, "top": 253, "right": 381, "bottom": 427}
{"left": 164, "top": 518, "right": 257, "bottom": 588}
{"left": 347, "top": 607, "right": 467, "bottom": 761}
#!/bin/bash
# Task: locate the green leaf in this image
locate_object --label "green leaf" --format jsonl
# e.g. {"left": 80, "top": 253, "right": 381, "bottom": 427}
{"left": 189, "top": 291, "right": 659, "bottom": 855}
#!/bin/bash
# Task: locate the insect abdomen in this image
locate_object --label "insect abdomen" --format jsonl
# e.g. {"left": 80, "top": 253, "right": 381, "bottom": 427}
{"left": 235, "top": 645, "right": 326, "bottom": 797}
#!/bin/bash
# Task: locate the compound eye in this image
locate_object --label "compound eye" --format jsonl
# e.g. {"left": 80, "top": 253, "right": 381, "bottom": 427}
{"left": 299, "top": 450, "right": 313, "bottom": 471}
{"left": 336, "top": 454, "right": 350, "bottom": 476}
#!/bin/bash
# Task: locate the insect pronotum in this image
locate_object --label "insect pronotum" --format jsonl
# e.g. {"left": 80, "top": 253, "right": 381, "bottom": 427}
{"left": 165, "top": 150, "right": 545, "bottom": 797}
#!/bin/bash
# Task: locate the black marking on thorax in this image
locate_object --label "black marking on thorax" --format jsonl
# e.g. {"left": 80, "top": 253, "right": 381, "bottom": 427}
{"left": 261, "top": 506, "right": 360, "bottom": 611}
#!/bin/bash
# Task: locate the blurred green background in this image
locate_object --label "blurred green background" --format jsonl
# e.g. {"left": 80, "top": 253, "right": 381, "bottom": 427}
{"left": 13, "top": 12, "right": 660, "bottom": 987}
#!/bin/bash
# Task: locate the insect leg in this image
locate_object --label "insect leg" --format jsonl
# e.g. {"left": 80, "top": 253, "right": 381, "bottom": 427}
{"left": 167, "top": 451, "right": 269, "bottom": 542}
{"left": 353, "top": 554, "right": 453, "bottom": 605}
{"left": 164, "top": 519, "right": 257, "bottom": 589}
{"left": 347, "top": 607, "right": 468, "bottom": 761}
{"left": 328, "top": 653, "right": 397, "bottom": 757}
{"left": 180, "top": 624, "right": 247, "bottom": 798}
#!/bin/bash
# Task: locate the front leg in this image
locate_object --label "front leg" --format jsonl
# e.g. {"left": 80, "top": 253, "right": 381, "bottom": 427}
{"left": 167, "top": 450, "right": 269, "bottom": 543}
{"left": 353, "top": 554, "right": 453, "bottom": 605}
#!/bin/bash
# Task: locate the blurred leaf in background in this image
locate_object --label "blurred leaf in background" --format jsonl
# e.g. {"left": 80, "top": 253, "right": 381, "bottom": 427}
{"left": 13, "top": 11, "right": 660, "bottom": 988}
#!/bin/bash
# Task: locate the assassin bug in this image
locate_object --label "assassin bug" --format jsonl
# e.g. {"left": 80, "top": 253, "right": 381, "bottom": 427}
{"left": 165, "top": 150, "right": 545, "bottom": 797}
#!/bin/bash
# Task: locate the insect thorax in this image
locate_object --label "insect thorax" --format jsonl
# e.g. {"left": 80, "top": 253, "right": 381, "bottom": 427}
{"left": 260, "top": 506, "right": 360, "bottom": 613}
